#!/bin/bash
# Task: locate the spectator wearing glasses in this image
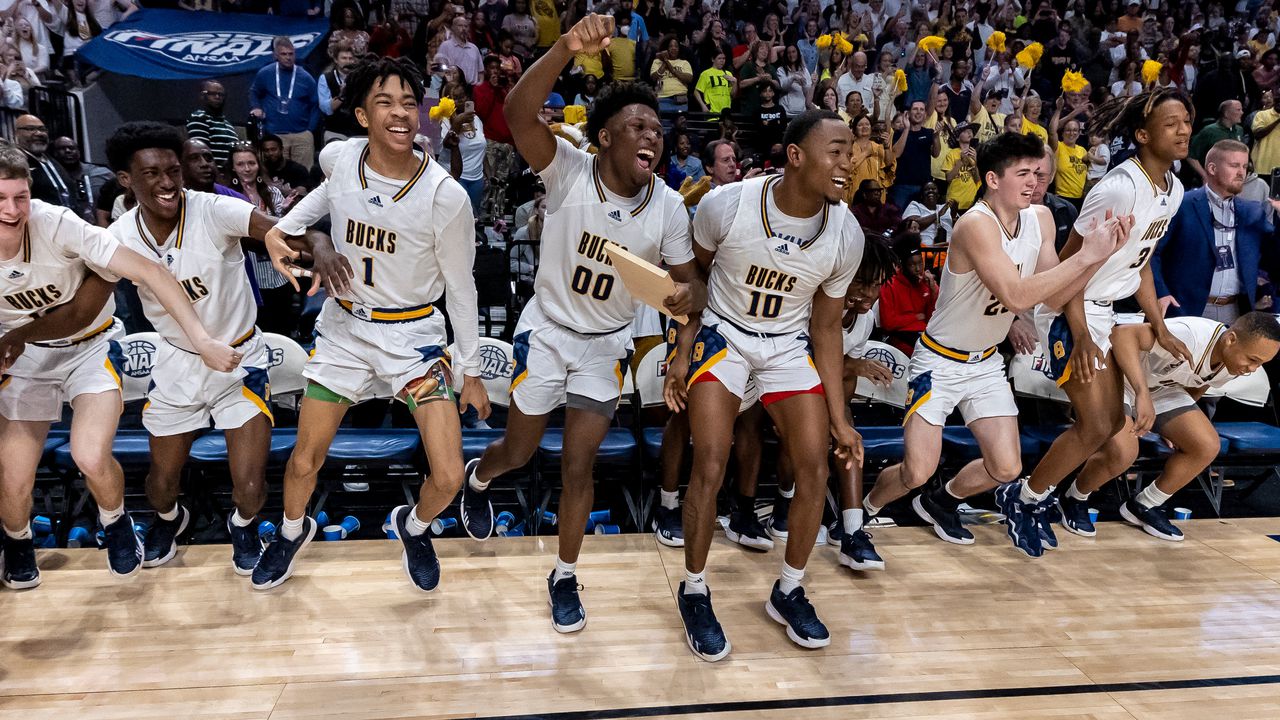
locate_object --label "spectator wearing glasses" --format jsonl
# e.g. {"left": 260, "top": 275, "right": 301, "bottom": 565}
{"left": 12, "top": 113, "right": 71, "bottom": 207}
{"left": 186, "top": 80, "right": 240, "bottom": 172}
{"left": 50, "top": 135, "right": 112, "bottom": 224}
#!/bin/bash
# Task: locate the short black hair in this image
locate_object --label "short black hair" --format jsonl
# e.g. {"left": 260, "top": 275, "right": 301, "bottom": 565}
{"left": 1233, "top": 311, "right": 1280, "bottom": 343}
{"left": 586, "top": 81, "right": 659, "bottom": 147}
{"left": 976, "top": 131, "right": 1045, "bottom": 183}
{"left": 105, "top": 121, "right": 184, "bottom": 173}
{"left": 484, "top": 54, "right": 502, "bottom": 68}
{"left": 855, "top": 236, "right": 898, "bottom": 286}
{"left": 341, "top": 56, "right": 425, "bottom": 110}
{"left": 260, "top": 133, "right": 283, "bottom": 147}
{"left": 782, "top": 109, "right": 842, "bottom": 151}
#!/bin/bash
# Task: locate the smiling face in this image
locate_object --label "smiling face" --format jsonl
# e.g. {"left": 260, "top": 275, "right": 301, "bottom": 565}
{"left": 123, "top": 148, "right": 185, "bottom": 221}
{"left": 1222, "top": 331, "right": 1280, "bottom": 375}
{"left": 0, "top": 177, "right": 31, "bottom": 243}
{"left": 356, "top": 74, "right": 421, "bottom": 154}
{"left": 600, "top": 103, "right": 663, "bottom": 187}
{"left": 232, "top": 149, "right": 260, "bottom": 186}
{"left": 14, "top": 115, "right": 48, "bottom": 155}
{"left": 844, "top": 278, "right": 881, "bottom": 318}
{"left": 791, "top": 118, "right": 853, "bottom": 204}
{"left": 854, "top": 115, "right": 872, "bottom": 138}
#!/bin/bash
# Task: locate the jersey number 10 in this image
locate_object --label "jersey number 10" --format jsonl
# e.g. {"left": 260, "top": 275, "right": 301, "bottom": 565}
{"left": 747, "top": 290, "right": 783, "bottom": 319}
{"left": 571, "top": 266, "right": 615, "bottom": 301}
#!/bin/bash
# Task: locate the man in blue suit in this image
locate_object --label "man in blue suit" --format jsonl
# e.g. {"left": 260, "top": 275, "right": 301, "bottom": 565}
{"left": 1153, "top": 139, "right": 1280, "bottom": 324}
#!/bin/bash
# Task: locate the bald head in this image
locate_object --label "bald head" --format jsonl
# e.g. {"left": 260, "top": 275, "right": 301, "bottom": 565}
{"left": 181, "top": 139, "right": 216, "bottom": 190}
{"left": 851, "top": 51, "right": 867, "bottom": 77}
{"left": 200, "top": 80, "right": 226, "bottom": 113}
{"left": 13, "top": 114, "right": 48, "bottom": 155}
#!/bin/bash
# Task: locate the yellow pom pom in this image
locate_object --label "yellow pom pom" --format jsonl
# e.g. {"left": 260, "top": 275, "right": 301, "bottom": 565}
{"left": 563, "top": 104, "right": 587, "bottom": 125}
{"left": 1061, "top": 70, "right": 1089, "bottom": 94}
{"left": 986, "top": 31, "right": 1006, "bottom": 54}
{"left": 895, "top": 68, "right": 907, "bottom": 92}
{"left": 1142, "top": 59, "right": 1163, "bottom": 86}
{"left": 428, "top": 96, "right": 456, "bottom": 122}
{"left": 836, "top": 33, "right": 855, "bottom": 54}
{"left": 1015, "top": 42, "right": 1044, "bottom": 69}
{"left": 816, "top": 33, "right": 832, "bottom": 49}
{"left": 918, "top": 35, "right": 947, "bottom": 55}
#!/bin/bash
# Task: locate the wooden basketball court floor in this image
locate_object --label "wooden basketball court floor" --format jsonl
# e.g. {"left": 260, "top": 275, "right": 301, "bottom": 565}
{"left": 3, "top": 518, "right": 1280, "bottom": 719}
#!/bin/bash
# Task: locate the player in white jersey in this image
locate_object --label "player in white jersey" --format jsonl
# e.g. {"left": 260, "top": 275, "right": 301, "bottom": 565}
{"left": 262, "top": 57, "right": 490, "bottom": 592}
{"left": 104, "top": 122, "right": 279, "bottom": 574}
{"left": 459, "top": 14, "right": 703, "bottom": 634}
{"left": 860, "top": 132, "right": 1129, "bottom": 552}
{"left": 1055, "top": 313, "right": 1280, "bottom": 542}
{"left": 0, "top": 144, "right": 240, "bottom": 589}
{"left": 664, "top": 111, "right": 863, "bottom": 661}
{"left": 1005, "top": 90, "right": 1195, "bottom": 557}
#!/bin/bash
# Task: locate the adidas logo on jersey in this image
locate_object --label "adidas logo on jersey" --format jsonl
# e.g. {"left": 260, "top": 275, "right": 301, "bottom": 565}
{"left": 774, "top": 244, "right": 790, "bottom": 255}
{"left": 608, "top": 209, "right": 623, "bottom": 222}
{"left": 6, "top": 270, "right": 22, "bottom": 279}
{"left": 368, "top": 196, "right": 384, "bottom": 208}
{"left": 165, "top": 254, "right": 175, "bottom": 266}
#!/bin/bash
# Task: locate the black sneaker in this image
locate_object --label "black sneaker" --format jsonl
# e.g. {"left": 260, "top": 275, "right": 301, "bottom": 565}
{"left": 1120, "top": 499, "right": 1184, "bottom": 542}
{"left": 825, "top": 518, "right": 843, "bottom": 546}
{"left": 767, "top": 493, "right": 791, "bottom": 540}
{"left": 142, "top": 505, "right": 190, "bottom": 568}
{"left": 547, "top": 570, "right": 586, "bottom": 633}
{"left": 227, "top": 512, "right": 262, "bottom": 576}
{"left": 652, "top": 505, "right": 684, "bottom": 548}
{"left": 677, "top": 584, "right": 730, "bottom": 661}
{"left": 1037, "top": 498, "right": 1059, "bottom": 551}
{"left": 391, "top": 505, "right": 441, "bottom": 592}
{"left": 726, "top": 509, "right": 775, "bottom": 551}
{"left": 1059, "top": 495, "right": 1097, "bottom": 537}
{"left": 252, "top": 516, "right": 317, "bottom": 590}
{"left": 994, "top": 482, "right": 1044, "bottom": 558}
{"left": 765, "top": 580, "right": 830, "bottom": 648}
{"left": 838, "top": 528, "right": 885, "bottom": 571}
{"left": 102, "top": 513, "right": 143, "bottom": 578}
{"left": 912, "top": 492, "right": 974, "bottom": 545}
{"left": 460, "top": 459, "right": 494, "bottom": 541}
{"left": 1, "top": 534, "right": 40, "bottom": 589}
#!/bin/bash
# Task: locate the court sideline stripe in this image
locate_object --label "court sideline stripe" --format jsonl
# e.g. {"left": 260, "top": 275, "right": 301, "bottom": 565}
{"left": 470, "top": 672, "right": 1280, "bottom": 720}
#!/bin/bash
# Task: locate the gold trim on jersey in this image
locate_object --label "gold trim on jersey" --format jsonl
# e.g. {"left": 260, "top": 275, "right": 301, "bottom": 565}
{"left": 1128, "top": 158, "right": 1172, "bottom": 198}
{"left": 760, "top": 175, "right": 829, "bottom": 250}
{"left": 21, "top": 226, "right": 30, "bottom": 262}
{"left": 357, "top": 145, "right": 430, "bottom": 202}
{"left": 231, "top": 327, "right": 258, "bottom": 348}
{"left": 1195, "top": 323, "right": 1227, "bottom": 375}
{"left": 591, "top": 157, "right": 655, "bottom": 217}
{"left": 920, "top": 332, "right": 997, "bottom": 363}
{"left": 336, "top": 298, "right": 435, "bottom": 322}
{"left": 135, "top": 192, "right": 187, "bottom": 256}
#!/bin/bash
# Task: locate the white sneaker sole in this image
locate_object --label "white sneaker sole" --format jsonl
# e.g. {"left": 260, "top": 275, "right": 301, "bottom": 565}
{"left": 683, "top": 627, "right": 731, "bottom": 662}
{"left": 1119, "top": 503, "right": 1185, "bottom": 542}
{"left": 394, "top": 506, "right": 440, "bottom": 593}
{"left": 838, "top": 552, "right": 885, "bottom": 571}
{"left": 654, "top": 529, "right": 685, "bottom": 548}
{"left": 1, "top": 552, "right": 42, "bottom": 589}
{"left": 725, "top": 528, "right": 775, "bottom": 551}
{"left": 764, "top": 599, "right": 830, "bottom": 649}
{"left": 109, "top": 533, "right": 145, "bottom": 579}
{"left": 1059, "top": 519, "right": 1098, "bottom": 538}
{"left": 460, "top": 459, "right": 493, "bottom": 541}
{"left": 547, "top": 594, "right": 586, "bottom": 633}
{"left": 142, "top": 510, "right": 190, "bottom": 569}
{"left": 912, "top": 496, "right": 975, "bottom": 545}
{"left": 252, "top": 521, "right": 316, "bottom": 590}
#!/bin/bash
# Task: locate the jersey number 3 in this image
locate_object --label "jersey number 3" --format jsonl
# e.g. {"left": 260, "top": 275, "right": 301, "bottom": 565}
{"left": 1129, "top": 246, "right": 1152, "bottom": 270}
{"left": 571, "top": 266, "right": 615, "bottom": 301}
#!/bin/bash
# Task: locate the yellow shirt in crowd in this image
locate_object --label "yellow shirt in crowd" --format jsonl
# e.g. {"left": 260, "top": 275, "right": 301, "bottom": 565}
{"left": 1021, "top": 118, "right": 1048, "bottom": 144}
{"left": 1055, "top": 142, "right": 1088, "bottom": 200}
{"left": 1253, "top": 108, "right": 1280, "bottom": 177}
{"left": 533, "top": 0, "right": 559, "bottom": 48}
{"left": 940, "top": 147, "right": 980, "bottom": 210}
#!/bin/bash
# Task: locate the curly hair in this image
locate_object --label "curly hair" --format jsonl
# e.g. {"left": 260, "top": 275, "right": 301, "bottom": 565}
{"left": 585, "top": 81, "right": 659, "bottom": 147}
{"left": 341, "top": 56, "right": 425, "bottom": 110}
{"left": 105, "top": 121, "right": 184, "bottom": 173}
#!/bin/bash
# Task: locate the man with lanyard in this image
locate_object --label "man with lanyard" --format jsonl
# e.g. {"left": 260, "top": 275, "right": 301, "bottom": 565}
{"left": 51, "top": 136, "right": 113, "bottom": 225}
{"left": 250, "top": 37, "right": 319, "bottom": 170}
{"left": 13, "top": 114, "right": 71, "bottom": 208}
{"left": 319, "top": 43, "right": 362, "bottom": 144}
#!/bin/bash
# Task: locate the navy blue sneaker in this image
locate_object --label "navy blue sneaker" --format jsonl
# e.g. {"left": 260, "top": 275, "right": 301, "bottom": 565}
{"left": 547, "top": 571, "right": 586, "bottom": 633}
{"left": 677, "top": 584, "right": 730, "bottom": 661}
{"left": 460, "top": 459, "right": 493, "bottom": 541}
{"left": 765, "top": 581, "right": 830, "bottom": 648}
{"left": 652, "top": 505, "right": 684, "bottom": 548}
{"left": 142, "top": 505, "right": 190, "bottom": 568}
{"left": 1037, "top": 498, "right": 1059, "bottom": 551}
{"left": 912, "top": 492, "right": 974, "bottom": 545}
{"left": 392, "top": 505, "right": 442, "bottom": 591}
{"left": 227, "top": 512, "right": 262, "bottom": 576}
{"left": 1120, "top": 499, "right": 1184, "bottom": 542}
{"left": 102, "top": 513, "right": 143, "bottom": 578}
{"left": 726, "top": 510, "right": 774, "bottom": 551}
{"left": 1, "top": 534, "right": 40, "bottom": 589}
{"left": 838, "top": 528, "right": 885, "bottom": 571}
{"left": 1058, "top": 494, "right": 1096, "bottom": 537}
{"left": 252, "top": 516, "right": 317, "bottom": 590}
{"left": 767, "top": 493, "right": 791, "bottom": 541}
{"left": 995, "top": 482, "right": 1044, "bottom": 558}
{"left": 825, "top": 518, "right": 842, "bottom": 546}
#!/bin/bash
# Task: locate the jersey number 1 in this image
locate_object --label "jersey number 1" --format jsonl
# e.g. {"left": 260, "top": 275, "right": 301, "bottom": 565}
{"left": 361, "top": 258, "right": 375, "bottom": 287}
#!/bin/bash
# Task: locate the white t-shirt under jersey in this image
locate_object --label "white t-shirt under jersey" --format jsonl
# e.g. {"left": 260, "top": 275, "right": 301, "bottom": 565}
{"left": 0, "top": 200, "right": 120, "bottom": 341}
{"left": 694, "top": 175, "right": 863, "bottom": 335}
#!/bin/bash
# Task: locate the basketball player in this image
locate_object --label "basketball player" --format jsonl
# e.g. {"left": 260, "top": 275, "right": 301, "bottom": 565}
{"left": 461, "top": 14, "right": 702, "bottom": 634}
{"left": 261, "top": 57, "right": 490, "bottom": 591}
{"left": 860, "top": 133, "right": 1128, "bottom": 552}
{"left": 665, "top": 110, "right": 863, "bottom": 661}
{"left": 1004, "top": 90, "right": 1193, "bottom": 557}
{"left": 0, "top": 144, "right": 241, "bottom": 589}
{"left": 105, "top": 122, "right": 280, "bottom": 574}
{"left": 1058, "top": 313, "right": 1280, "bottom": 541}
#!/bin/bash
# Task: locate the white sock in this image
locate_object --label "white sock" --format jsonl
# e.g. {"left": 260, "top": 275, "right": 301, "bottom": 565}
{"left": 552, "top": 557, "right": 576, "bottom": 582}
{"left": 1019, "top": 480, "right": 1051, "bottom": 504}
{"left": 943, "top": 478, "right": 965, "bottom": 499}
{"left": 660, "top": 489, "right": 679, "bottom": 510}
{"left": 778, "top": 561, "right": 804, "bottom": 594}
{"left": 98, "top": 504, "right": 125, "bottom": 526}
{"left": 842, "top": 508, "right": 864, "bottom": 535}
{"left": 405, "top": 506, "right": 431, "bottom": 536}
{"left": 863, "top": 496, "right": 882, "bottom": 517}
{"left": 281, "top": 514, "right": 305, "bottom": 541}
{"left": 1135, "top": 484, "right": 1173, "bottom": 510}
{"left": 5, "top": 523, "right": 32, "bottom": 540}
{"left": 157, "top": 504, "right": 179, "bottom": 522}
{"left": 469, "top": 464, "right": 491, "bottom": 492}
{"left": 231, "top": 509, "right": 254, "bottom": 527}
{"left": 1066, "top": 482, "right": 1091, "bottom": 502}
{"left": 778, "top": 485, "right": 795, "bottom": 499}
{"left": 683, "top": 568, "right": 708, "bottom": 595}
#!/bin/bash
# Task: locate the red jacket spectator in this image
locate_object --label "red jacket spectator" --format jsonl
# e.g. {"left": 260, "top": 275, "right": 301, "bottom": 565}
{"left": 474, "top": 71, "right": 514, "bottom": 145}
{"left": 878, "top": 254, "right": 937, "bottom": 355}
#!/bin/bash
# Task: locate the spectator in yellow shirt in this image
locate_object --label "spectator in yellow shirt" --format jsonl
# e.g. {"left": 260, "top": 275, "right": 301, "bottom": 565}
{"left": 651, "top": 35, "right": 694, "bottom": 114}
{"left": 1019, "top": 96, "right": 1049, "bottom": 144}
{"left": 606, "top": 29, "right": 638, "bottom": 82}
{"left": 940, "top": 123, "right": 980, "bottom": 210}
{"left": 532, "top": 0, "right": 560, "bottom": 49}
{"left": 695, "top": 49, "right": 736, "bottom": 116}
{"left": 1048, "top": 99, "right": 1088, "bottom": 207}
{"left": 1252, "top": 91, "right": 1280, "bottom": 177}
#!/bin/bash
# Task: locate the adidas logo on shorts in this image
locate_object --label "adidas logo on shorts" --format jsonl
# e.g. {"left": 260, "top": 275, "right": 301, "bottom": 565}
{"left": 368, "top": 196, "right": 384, "bottom": 208}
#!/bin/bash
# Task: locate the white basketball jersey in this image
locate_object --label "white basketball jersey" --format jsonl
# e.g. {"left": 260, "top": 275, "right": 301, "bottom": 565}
{"left": 1141, "top": 316, "right": 1234, "bottom": 392}
{"left": 925, "top": 202, "right": 1041, "bottom": 351}
{"left": 1080, "top": 158, "right": 1184, "bottom": 302}
{"left": 696, "top": 176, "right": 863, "bottom": 335}
{"left": 535, "top": 138, "right": 693, "bottom": 334}
{"left": 0, "top": 200, "right": 118, "bottom": 340}
{"left": 843, "top": 308, "right": 874, "bottom": 357}
{"left": 112, "top": 190, "right": 256, "bottom": 351}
